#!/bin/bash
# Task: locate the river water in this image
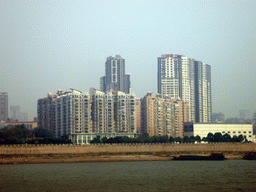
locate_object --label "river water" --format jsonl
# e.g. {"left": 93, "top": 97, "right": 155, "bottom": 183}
{"left": 1, "top": 160, "right": 256, "bottom": 192}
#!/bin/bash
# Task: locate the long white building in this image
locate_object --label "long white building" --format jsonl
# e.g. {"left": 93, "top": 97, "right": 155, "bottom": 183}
{"left": 184, "top": 123, "right": 254, "bottom": 142}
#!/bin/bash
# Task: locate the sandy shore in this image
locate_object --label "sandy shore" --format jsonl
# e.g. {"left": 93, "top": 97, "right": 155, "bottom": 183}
{"left": 0, "top": 153, "right": 244, "bottom": 164}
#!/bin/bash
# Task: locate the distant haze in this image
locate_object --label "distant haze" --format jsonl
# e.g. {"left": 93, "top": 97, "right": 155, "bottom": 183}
{"left": 0, "top": 0, "right": 255, "bottom": 120}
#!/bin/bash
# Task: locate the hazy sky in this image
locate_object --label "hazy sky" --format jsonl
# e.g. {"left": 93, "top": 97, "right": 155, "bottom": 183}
{"left": 0, "top": 0, "right": 255, "bottom": 120}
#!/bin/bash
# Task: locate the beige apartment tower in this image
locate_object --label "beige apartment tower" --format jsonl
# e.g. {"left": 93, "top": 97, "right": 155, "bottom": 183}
{"left": 141, "top": 92, "right": 188, "bottom": 137}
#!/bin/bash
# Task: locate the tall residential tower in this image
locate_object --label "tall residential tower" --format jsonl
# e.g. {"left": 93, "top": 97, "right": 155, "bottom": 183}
{"left": 158, "top": 54, "right": 211, "bottom": 123}
{"left": 100, "top": 55, "right": 131, "bottom": 94}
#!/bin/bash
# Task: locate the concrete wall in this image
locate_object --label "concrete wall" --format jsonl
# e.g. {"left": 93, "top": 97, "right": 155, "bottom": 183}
{"left": 0, "top": 143, "right": 256, "bottom": 155}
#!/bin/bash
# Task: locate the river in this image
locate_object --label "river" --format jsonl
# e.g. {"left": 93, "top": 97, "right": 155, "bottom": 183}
{"left": 1, "top": 160, "right": 256, "bottom": 192}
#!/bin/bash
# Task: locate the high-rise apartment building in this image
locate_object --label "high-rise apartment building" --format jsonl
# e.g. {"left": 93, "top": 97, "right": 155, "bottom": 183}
{"left": 194, "top": 61, "right": 212, "bottom": 123}
{"left": 0, "top": 92, "right": 8, "bottom": 122}
{"left": 38, "top": 89, "right": 92, "bottom": 137}
{"left": 158, "top": 54, "right": 211, "bottom": 123}
{"left": 38, "top": 88, "right": 136, "bottom": 139}
{"left": 100, "top": 55, "right": 131, "bottom": 94}
{"left": 90, "top": 88, "right": 136, "bottom": 134}
{"left": 135, "top": 99, "right": 141, "bottom": 134}
{"left": 55, "top": 89, "right": 92, "bottom": 138}
{"left": 141, "top": 92, "right": 188, "bottom": 137}
{"left": 10, "top": 105, "right": 20, "bottom": 121}
{"left": 38, "top": 91, "right": 58, "bottom": 134}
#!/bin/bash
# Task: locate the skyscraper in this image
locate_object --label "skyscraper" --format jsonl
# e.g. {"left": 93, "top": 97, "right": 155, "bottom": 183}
{"left": 0, "top": 92, "right": 8, "bottom": 122}
{"left": 195, "top": 61, "right": 212, "bottom": 123}
{"left": 100, "top": 55, "right": 131, "bottom": 94}
{"left": 158, "top": 54, "right": 211, "bottom": 123}
{"left": 10, "top": 105, "right": 20, "bottom": 121}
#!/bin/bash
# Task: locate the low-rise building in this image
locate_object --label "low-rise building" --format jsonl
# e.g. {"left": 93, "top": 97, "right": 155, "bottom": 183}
{"left": 184, "top": 123, "right": 254, "bottom": 142}
{"left": 4, "top": 121, "right": 38, "bottom": 131}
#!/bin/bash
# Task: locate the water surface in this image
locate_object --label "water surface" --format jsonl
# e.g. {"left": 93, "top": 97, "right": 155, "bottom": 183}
{"left": 1, "top": 160, "right": 256, "bottom": 192}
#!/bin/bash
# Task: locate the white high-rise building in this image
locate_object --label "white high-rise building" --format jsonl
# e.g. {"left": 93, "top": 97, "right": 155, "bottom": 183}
{"left": 158, "top": 54, "right": 211, "bottom": 123}
{"left": 90, "top": 88, "right": 136, "bottom": 134}
{"left": 55, "top": 89, "right": 92, "bottom": 138}
{"left": 195, "top": 61, "right": 211, "bottom": 123}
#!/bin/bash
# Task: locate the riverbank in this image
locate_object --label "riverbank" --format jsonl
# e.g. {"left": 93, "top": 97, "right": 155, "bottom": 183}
{"left": 0, "top": 152, "right": 245, "bottom": 164}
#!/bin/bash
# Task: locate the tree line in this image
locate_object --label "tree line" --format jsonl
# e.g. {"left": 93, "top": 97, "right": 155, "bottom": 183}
{"left": 0, "top": 125, "right": 72, "bottom": 144}
{"left": 0, "top": 125, "right": 248, "bottom": 145}
{"left": 90, "top": 132, "right": 247, "bottom": 144}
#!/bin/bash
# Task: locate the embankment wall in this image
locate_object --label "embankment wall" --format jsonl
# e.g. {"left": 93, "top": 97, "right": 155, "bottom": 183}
{"left": 0, "top": 143, "right": 256, "bottom": 155}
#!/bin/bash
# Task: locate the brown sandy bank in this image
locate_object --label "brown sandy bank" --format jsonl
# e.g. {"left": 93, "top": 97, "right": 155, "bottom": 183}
{"left": 0, "top": 152, "right": 244, "bottom": 165}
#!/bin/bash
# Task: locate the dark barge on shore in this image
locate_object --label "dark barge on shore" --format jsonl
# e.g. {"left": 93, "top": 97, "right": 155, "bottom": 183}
{"left": 243, "top": 152, "right": 256, "bottom": 160}
{"left": 173, "top": 153, "right": 226, "bottom": 161}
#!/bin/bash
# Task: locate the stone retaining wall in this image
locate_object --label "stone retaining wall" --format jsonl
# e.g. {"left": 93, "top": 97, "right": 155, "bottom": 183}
{"left": 0, "top": 143, "right": 255, "bottom": 155}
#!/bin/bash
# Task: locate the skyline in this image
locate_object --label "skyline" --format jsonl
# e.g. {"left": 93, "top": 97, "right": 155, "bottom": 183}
{"left": 0, "top": 0, "right": 256, "bottom": 120}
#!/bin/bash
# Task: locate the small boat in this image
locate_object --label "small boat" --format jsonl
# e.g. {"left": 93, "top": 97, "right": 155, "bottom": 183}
{"left": 173, "top": 153, "right": 226, "bottom": 161}
{"left": 243, "top": 152, "right": 256, "bottom": 160}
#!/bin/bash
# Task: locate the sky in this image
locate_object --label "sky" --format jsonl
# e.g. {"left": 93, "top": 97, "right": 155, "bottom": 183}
{"left": 0, "top": 0, "right": 255, "bottom": 120}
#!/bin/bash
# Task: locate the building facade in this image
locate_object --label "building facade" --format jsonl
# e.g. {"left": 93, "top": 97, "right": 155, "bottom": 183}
{"left": 37, "top": 91, "right": 58, "bottom": 134}
{"left": 157, "top": 54, "right": 211, "bottom": 123}
{"left": 184, "top": 123, "right": 254, "bottom": 142}
{"left": 5, "top": 121, "right": 37, "bottom": 131}
{"left": 140, "top": 92, "right": 188, "bottom": 137}
{"left": 194, "top": 61, "right": 212, "bottom": 123}
{"left": 0, "top": 92, "right": 8, "bottom": 122}
{"left": 100, "top": 55, "right": 131, "bottom": 94}
{"left": 136, "top": 99, "right": 141, "bottom": 134}
{"left": 38, "top": 88, "right": 136, "bottom": 142}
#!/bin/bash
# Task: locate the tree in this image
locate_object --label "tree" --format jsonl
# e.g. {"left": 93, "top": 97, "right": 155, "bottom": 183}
{"left": 214, "top": 132, "right": 223, "bottom": 142}
{"left": 33, "top": 128, "right": 54, "bottom": 138}
{"left": 90, "top": 135, "right": 102, "bottom": 144}
{"left": 174, "top": 137, "right": 182, "bottom": 143}
{"left": 189, "top": 136, "right": 195, "bottom": 143}
{"left": 183, "top": 136, "right": 189, "bottom": 143}
{"left": 238, "top": 135, "right": 244, "bottom": 142}
{"left": 159, "top": 135, "right": 168, "bottom": 143}
{"left": 231, "top": 135, "right": 240, "bottom": 142}
{"left": 101, "top": 136, "right": 108, "bottom": 143}
{"left": 0, "top": 125, "right": 30, "bottom": 144}
{"left": 207, "top": 133, "right": 214, "bottom": 142}
{"left": 195, "top": 135, "right": 201, "bottom": 143}
{"left": 223, "top": 133, "right": 231, "bottom": 142}
{"left": 169, "top": 136, "right": 174, "bottom": 143}
{"left": 202, "top": 137, "right": 207, "bottom": 142}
